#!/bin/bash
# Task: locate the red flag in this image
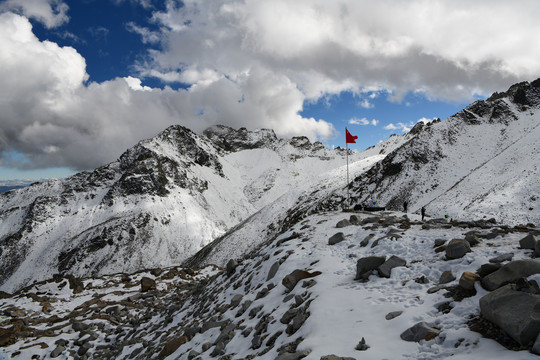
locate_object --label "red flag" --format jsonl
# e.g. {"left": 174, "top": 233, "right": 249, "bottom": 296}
{"left": 346, "top": 128, "right": 358, "bottom": 144}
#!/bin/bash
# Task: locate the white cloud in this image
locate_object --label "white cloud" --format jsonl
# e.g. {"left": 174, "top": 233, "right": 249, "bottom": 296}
{"left": 0, "top": 0, "right": 69, "bottom": 28}
{"left": 384, "top": 122, "right": 414, "bottom": 133}
{"left": 349, "top": 117, "right": 378, "bottom": 126}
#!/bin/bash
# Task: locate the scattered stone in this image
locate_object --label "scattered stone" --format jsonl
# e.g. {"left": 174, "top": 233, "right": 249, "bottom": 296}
{"left": 439, "top": 270, "right": 456, "bottom": 284}
{"left": 427, "top": 285, "right": 447, "bottom": 294}
{"left": 321, "top": 355, "right": 356, "bottom": 360}
{"left": 274, "top": 350, "right": 311, "bottom": 360}
{"left": 385, "top": 311, "right": 403, "bottom": 320}
{"left": 360, "top": 234, "right": 375, "bottom": 247}
{"left": 519, "top": 233, "right": 537, "bottom": 249}
{"left": 355, "top": 337, "right": 370, "bottom": 351}
{"left": 378, "top": 255, "right": 406, "bottom": 278}
{"left": 433, "top": 239, "right": 446, "bottom": 247}
{"left": 328, "top": 232, "right": 346, "bottom": 245}
{"left": 445, "top": 239, "right": 471, "bottom": 260}
{"left": 226, "top": 259, "right": 238, "bottom": 275}
{"left": 459, "top": 271, "right": 480, "bottom": 291}
{"left": 464, "top": 233, "right": 481, "bottom": 247}
{"left": 230, "top": 294, "right": 243, "bottom": 308}
{"left": 336, "top": 219, "right": 351, "bottom": 228}
{"left": 349, "top": 215, "right": 362, "bottom": 225}
{"left": 481, "top": 259, "right": 540, "bottom": 291}
{"left": 489, "top": 253, "right": 514, "bottom": 263}
{"left": 50, "top": 345, "right": 65, "bottom": 358}
{"left": 141, "top": 277, "right": 157, "bottom": 292}
{"left": 267, "top": 261, "right": 281, "bottom": 281}
{"left": 400, "top": 322, "right": 440, "bottom": 342}
{"left": 282, "top": 270, "right": 322, "bottom": 291}
{"left": 355, "top": 256, "right": 386, "bottom": 281}
{"left": 480, "top": 284, "right": 540, "bottom": 347}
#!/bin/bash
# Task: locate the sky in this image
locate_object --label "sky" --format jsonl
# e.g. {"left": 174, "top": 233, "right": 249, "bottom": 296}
{"left": 0, "top": 0, "right": 539, "bottom": 181}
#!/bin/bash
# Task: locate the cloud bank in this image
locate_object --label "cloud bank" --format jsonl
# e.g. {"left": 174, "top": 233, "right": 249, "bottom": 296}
{"left": 2, "top": 0, "right": 540, "bottom": 171}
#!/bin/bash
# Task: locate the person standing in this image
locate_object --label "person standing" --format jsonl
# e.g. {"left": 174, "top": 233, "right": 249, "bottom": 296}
{"left": 421, "top": 206, "right": 426, "bottom": 221}
{"left": 403, "top": 201, "right": 408, "bottom": 213}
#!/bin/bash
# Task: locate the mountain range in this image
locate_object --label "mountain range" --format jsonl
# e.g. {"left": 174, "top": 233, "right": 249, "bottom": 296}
{"left": 1, "top": 79, "right": 540, "bottom": 294}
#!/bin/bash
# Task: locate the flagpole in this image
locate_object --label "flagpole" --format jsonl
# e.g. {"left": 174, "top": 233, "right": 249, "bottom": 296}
{"left": 346, "top": 127, "right": 350, "bottom": 210}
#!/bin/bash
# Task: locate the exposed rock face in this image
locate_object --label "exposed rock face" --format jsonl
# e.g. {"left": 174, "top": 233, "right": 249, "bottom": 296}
{"left": 480, "top": 284, "right": 540, "bottom": 347}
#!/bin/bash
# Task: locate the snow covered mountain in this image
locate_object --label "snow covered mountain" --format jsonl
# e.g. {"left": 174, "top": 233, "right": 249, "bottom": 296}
{"left": 1, "top": 125, "right": 407, "bottom": 293}
{"left": 343, "top": 79, "right": 540, "bottom": 224}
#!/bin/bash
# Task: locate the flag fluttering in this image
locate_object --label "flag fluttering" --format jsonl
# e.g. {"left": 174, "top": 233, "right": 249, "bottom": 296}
{"left": 346, "top": 128, "right": 358, "bottom": 144}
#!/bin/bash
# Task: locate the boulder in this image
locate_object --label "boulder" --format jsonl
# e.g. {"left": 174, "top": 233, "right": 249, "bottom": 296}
{"left": 445, "top": 239, "right": 471, "bottom": 260}
{"left": 481, "top": 260, "right": 540, "bottom": 291}
{"left": 400, "top": 322, "right": 440, "bottom": 342}
{"left": 355, "top": 256, "right": 386, "bottom": 280}
{"left": 140, "top": 277, "right": 157, "bottom": 292}
{"left": 328, "top": 232, "right": 346, "bottom": 245}
{"left": 520, "top": 233, "right": 537, "bottom": 250}
{"left": 378, "top": 255, "right": 406, "bottom": 278}
{"left": 282, "top": 270, "right": 321, "bottom": 291}
{"left": 480, "top": 284, "right": 540, "bottom": 347}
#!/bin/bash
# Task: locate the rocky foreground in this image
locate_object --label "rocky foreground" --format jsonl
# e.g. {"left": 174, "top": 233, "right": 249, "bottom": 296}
{"left": 1, "top": 210, "right": 540, "bottom": 359}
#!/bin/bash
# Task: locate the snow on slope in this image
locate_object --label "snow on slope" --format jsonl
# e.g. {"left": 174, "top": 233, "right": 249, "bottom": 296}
{"left": 2, "top": 210, "right": 539, "bottom": 359}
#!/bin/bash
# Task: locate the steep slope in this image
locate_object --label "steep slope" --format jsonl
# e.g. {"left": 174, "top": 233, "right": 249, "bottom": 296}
{"left": 0, "top": 125, "right": 367, "bottom": 292}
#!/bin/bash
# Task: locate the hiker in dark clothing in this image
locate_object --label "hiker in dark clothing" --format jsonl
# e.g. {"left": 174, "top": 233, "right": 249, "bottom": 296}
{"left": 421, "top": 206, "right": 426, "bottom": 221}
{"left": 403, "top": 201, "right": 408, "bottom": 213}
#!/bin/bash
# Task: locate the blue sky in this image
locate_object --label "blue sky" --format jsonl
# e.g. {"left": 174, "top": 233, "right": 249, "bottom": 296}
{"left": 1, "top": 0, "right": 538, "bottom": 181}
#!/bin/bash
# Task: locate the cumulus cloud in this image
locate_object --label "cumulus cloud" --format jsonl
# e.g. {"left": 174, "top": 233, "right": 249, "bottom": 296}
{"left": 0, "top": 0, "right": 69, "bottom": 28}
{"left": 0, "top": 12, "right": 333, "bottom": 171}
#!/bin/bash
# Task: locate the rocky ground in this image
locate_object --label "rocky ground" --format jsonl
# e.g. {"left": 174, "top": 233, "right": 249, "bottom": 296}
{"left": 1, "top": 210, "right": 540, "bottom": 359}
